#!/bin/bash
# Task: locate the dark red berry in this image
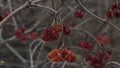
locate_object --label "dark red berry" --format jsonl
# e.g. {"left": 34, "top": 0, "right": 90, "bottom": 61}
{"left": 113, "top": 9, "right": 120, "bottom": 18}
{"left": 74, "top": 9, "right": 84, "bottom": 18}
{"left": 111, "top": 2, "right": 117, "bottom": 10}
{"left": 63, "top": 26, "right": 71, "bottom": 35}
{"left": 40, "top": 28, "right": 51, "bottom": 41}
{"left": 103, "top": 52, "right": 111, "bottom": 60}
{"left": 86, "top": 44, "right": 93, "bottom": 50}
{"left": 14, "top": 29, "right": 22, "bottom": 37}
{"left": 106, "top": 9, "right": 113, "bottom": 19}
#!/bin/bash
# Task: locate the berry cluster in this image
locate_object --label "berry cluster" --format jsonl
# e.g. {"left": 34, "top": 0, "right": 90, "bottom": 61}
{"left": 74, "top": 9, "right": 84, "bottom": 19}
{"left": 40, "top": 24, "right": 71, "bottom": 41}
{"left": 48, "top": 48, "right": 76, "bottom": 62}
{"left": 96, "top": 35, "right": 110, "bottom": 44}
{"left": 79, "top": 40, "right": 93, "bottom": 50}
{"left": 86, "top": 51, "right": 111, "bottom": 68}
{"left": 106, "top": 1, "right": 120, "bottom": 19}
{"left": 14, "top": 26, "right": 36, "bottom": 40}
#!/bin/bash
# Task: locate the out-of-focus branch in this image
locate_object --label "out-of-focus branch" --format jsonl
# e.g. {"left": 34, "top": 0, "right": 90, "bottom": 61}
{"left": 75, "top": 0, "right": 120, "bottom": 32}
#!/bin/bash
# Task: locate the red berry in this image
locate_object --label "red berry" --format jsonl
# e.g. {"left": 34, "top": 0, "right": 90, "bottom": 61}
{"left": 111, "top": 2, "right": 117, "bottom": 10}
{"left": 14, "top": 29, "right": 22, "bottom": 37}
{"left": 54, "top": 24, "right": 62, "bottom": 32}
{"left": 96, "top": 35, "right": 102, "bottom": 42}
{"left": 106, "top": 9, "right": 113, "bottom": 19}
{"left": 60, "top": 48, "right": 68, "bottom": 58}
{"left": 74, "top": 9, "right": 84, "bottom": 18}
{"left": 65, "top": 50, "right": 76, "bottom": 62}
{"left": 113, "top": 9, "right": 120, "bottom": 18}
{"left": 63, "top": 26, "right": 71, "bottom": 35}
{"left": 28, "top": 32, "right": 37, "bottom": 39}
{"left": 51, "top": 29, "right": 59, "bottom": 40}
{"left": 79, "top": 41, "right": 88, "bottom": 48}
{"left": 103, "top": 35, "right": 110, "bottom": 44}
{"left": 103, "top": 52, "right": 111, "bottom": 60}
{"left": 86, "top": 44, "right": 93, "bottom": 50}
{"left": 40, "top": 28, "right": 51, "bottom": 41}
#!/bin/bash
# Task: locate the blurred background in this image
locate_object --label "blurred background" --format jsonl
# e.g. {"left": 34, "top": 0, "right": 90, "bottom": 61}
{"left": 0, "top": 0, "right": 120, "bottom": 68}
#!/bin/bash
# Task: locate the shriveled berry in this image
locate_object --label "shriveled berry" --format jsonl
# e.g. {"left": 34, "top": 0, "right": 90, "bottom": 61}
{"left": 48, "top": 49, "right": 63, "bottom": 62}
{"left": 54, "top": 24, "right": 62, "bottom": 32}
{"left": 51, "top": 29, "right": 59, "bottom": 40}
{"left": 40, "top": 29, "right": 51, "bottom": 41}
{"left": 65, "top": 50, "right": 76, "bottom": 62}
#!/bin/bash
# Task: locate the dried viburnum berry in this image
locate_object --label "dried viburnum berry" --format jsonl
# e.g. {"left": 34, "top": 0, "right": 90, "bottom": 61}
{"left": 64, "top": 50, "right": 76, "bottom": 62}
{"left": 40, "top": 28, "right": 51, "bottom": 41}
{"left": 106, "top": 9, "right": 113, "bottom": 19}
{"left": 48, "top": 49, "right": 63, "bottom": 62}
{"left": 54, "top": 24, "right": 62, "bottom": 32}
{"left": 63, "top": 26, "right": 71, "bottom": 35}
{"left": 59, "top": 48, "right": 68, "bottom": 58}
{"left": 51, "top": 28, "right": 59, "bottom": 40}
{"left": 74, "top": 9, "right": 84, "bottom": 18}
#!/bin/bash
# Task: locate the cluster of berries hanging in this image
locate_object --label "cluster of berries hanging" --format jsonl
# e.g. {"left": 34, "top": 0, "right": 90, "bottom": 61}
{"left": 106, "top": 1, "right": 120, "bottom": 19}
{"left": 96, "top": 35, "right": 110, "bottom": 45}
{"left": 48, "top": 48, "right": 76, "bottom": 62}
{"left": 79, "top": 40, "right": 93, "bottom": 50}
{"left": 74, "top": 9, "right": 84, "bottom": 19}
{"left": 14, "top": 26, "right": 36, "bottom": 41}
{"left": 86, "top": 51, "right": 111, "bottom": 68}
{"left": 40, "top": 24, "right": 71, "bottom": 41}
